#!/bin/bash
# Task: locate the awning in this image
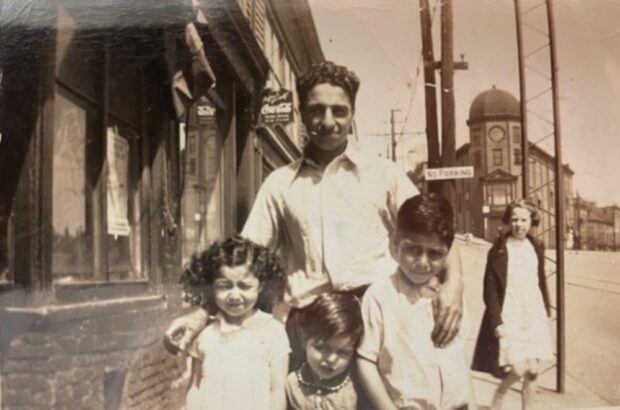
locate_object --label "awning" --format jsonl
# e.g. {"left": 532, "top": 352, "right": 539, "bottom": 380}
{"left": 164, "top": 2, "right": 216, "bottom": 121}
{"left": 1, "top": 0, "right": 190, "bottom": 29}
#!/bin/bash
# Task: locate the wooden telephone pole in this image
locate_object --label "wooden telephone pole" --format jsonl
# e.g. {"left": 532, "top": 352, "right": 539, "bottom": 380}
{"left": 419, "top": 0, "right": 440, "bottom": 192}
{"left": 419, "top": 0, "right": 440, "bottom": 170}
{"left": 419, "top": 0, "right": 467, "bottom": 194}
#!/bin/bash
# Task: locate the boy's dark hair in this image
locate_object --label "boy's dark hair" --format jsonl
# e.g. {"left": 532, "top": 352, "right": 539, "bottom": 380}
{"left": 296, "top": 61, "right": 360, "bottom": 111}
{"left": 298, "top": 292, "right": 363, "bottom": 344}
{"left": 501, "top": 199, "right": 541, "bottom": 227}
{"left": 396, "top": 193, "right": 455, "bottom": 248}
{"left": 179, "top": 235, "right": 285, "bottom": 313}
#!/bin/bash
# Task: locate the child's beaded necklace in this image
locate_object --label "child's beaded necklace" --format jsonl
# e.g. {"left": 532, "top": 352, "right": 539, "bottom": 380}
{"left": 296, "top": 362, "right": 352, "bottom": 410}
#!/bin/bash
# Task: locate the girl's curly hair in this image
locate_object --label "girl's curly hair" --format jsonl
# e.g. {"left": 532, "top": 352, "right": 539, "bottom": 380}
{"left": 179, "top": 235, "right": 285, "bottom": 313}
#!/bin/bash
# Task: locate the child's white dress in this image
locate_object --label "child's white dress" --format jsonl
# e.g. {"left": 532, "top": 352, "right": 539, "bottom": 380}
{"left": 186, "top": 310, "right": 290, "bottom": 410}
{"left": 499, "top": 237, "right": 553, "bottom": 367}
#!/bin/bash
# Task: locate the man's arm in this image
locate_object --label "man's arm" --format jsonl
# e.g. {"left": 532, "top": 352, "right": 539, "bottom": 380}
{"left": 432, "top": 242, "right": 464, "bottom": 348}
{"left": 163, "top": 308, "right": 209, "bottom": 354}
{"left": 356, "top": 357, "right": 398, "bottom": 410}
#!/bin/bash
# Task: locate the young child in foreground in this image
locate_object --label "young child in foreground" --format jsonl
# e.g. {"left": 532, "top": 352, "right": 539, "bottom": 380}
{"left": 179, "top": 236, "right": 289, "bottom": 410}
{"left": 357, "top": 193, "right": 474, "bottom": 410}
{"left": 286, "top": 292, "right": 372, "bottom": 410}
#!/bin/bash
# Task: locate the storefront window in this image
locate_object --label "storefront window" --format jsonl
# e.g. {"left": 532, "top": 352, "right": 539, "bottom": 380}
{"left": 182, "top": 100, "right": 223, "bottom": 261}
{"left": 52, "top": 33, "right": 147, "bottom": 283}
{"left": 106, "top": 119, "right": 143, "bottom": 281}
{"left": 52, "top": 88, "right": 93, "bottom": 281}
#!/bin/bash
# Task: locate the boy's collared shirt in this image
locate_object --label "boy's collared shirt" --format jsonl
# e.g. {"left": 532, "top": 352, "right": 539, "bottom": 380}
{"left": 241, "top": 143, "right": 418, "bottom": 308}
{"left": 357, "top": 273, "right": 471, "bottom": 409}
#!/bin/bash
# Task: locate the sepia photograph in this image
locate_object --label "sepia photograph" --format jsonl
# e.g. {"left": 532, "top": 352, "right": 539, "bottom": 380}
{"left": 0, "top": 0, "right": 619, "bottom": 409}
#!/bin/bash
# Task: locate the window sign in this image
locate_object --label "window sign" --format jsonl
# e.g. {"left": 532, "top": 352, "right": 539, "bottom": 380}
{"left": 197, "top": 102, "right": 216, "bottom": 125}
{"left": 260, "top": 89, "right": 293, "bottom": 125}
{"left": 106, "top": 127, "right": 131, "bottom": 236}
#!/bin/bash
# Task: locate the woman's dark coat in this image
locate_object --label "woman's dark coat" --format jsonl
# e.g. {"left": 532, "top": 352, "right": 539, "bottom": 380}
{"left": 471, "top": 233, "right": 551, "bottom": 378}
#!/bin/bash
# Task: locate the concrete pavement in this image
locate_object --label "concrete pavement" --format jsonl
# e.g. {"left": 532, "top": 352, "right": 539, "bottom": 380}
{"left": 456, "top": 235, "right": 620, "bottom": 409}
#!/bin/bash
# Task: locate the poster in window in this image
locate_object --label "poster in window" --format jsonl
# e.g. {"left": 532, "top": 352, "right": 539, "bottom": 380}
{"left": 106, "top": 127, "right": 131, "bottom": 236}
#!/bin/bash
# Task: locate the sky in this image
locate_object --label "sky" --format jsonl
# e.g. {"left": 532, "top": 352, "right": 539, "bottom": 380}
{"left": 307, "top": 0, "right": 620, "bottom": 206}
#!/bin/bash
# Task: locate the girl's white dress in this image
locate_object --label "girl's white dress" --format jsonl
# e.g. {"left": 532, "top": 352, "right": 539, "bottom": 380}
{"left": 186, "top": 310, "right": 290, "bottom": 410}
{"left": 499, "top": 237, "right": 553, "bottom": 366}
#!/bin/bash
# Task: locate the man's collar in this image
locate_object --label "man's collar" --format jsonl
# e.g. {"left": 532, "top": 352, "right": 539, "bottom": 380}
{"left": 294, "top": 141, "right": 366, "bottom": 175}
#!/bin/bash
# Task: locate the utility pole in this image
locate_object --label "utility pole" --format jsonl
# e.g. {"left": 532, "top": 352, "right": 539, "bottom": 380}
{"left": 419, "top": 0, "right": 467, "bottom": 175}
{"left": 547, "top": 0, "right": 566, "bottom": 392}
{"left": 419, "top": 0, "right": 440, "bottom": 193}
{"left": 440, "top": 0, "right": 455, "bottom": 170}
{"left": 419, "top": 0, "right": 440, "bottom": 170}
{"left": 436, "top": 0, "right": 467, "bottom": 197}
{"left": 514, "top": 0, "right": 529, "bottom": 199}
{"left": 513, "top": 0, "right": 566, "bottom": 392}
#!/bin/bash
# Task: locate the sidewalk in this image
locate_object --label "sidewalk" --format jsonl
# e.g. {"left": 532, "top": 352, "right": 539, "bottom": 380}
{"left": 456, "top": 235, "right": 619, "bottom": 409}
{"left": 470, "top": 368, "right": 616, "bottom": 409}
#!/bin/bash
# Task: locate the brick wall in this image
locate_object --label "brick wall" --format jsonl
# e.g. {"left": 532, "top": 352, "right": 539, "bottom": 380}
{"left": 1, "top": 296, "right": 188, "bottom": 410}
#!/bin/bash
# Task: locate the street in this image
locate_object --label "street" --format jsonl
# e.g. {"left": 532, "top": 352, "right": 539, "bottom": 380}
{"left": 459, "top": 237, "right": 620, "bottom": 407}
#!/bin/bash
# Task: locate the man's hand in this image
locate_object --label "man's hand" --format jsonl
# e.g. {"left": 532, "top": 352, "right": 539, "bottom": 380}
{"left": 163, "top": 308, "right": 209, "bottom": 355}
{"left": 431, "top": 278, "right": 464, "bottom": 348}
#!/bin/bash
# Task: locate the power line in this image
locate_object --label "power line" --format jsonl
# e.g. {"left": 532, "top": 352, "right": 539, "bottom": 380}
{"left": 398, "top": 0, "right": 441, "bottom": 138}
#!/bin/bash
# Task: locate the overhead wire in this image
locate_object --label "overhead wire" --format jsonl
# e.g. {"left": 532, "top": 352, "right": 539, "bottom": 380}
{"left": 397, "top": 0, "right": 442, "bottom": 139}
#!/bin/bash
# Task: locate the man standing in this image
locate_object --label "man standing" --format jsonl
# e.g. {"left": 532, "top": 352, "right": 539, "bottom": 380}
{"left": 165, "top": 62, "right": 463, "bottom": 365}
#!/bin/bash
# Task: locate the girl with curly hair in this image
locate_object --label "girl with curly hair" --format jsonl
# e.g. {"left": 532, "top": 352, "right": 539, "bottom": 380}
{"left": 179, "top": 235, "right": 289, "bottom": 410}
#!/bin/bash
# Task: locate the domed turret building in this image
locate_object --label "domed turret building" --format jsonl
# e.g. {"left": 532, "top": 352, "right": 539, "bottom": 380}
{"left": 453, "top": 87, "right": 574, "bottom": 247}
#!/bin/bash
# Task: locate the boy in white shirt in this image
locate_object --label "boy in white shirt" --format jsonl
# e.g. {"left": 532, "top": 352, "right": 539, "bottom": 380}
{"left": 357, "top": 193, "right": 473, "bottom": 410}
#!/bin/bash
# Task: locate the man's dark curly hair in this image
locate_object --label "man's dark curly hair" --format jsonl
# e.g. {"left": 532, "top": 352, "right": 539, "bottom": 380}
{"left": 396, "top": 193, "right": 455, "bottom": 248}
{"left": 296, "top": 61, "right": 360, "bottom": 110}
{"left": 179, "top": 235, "right": 285, "bottom": 313}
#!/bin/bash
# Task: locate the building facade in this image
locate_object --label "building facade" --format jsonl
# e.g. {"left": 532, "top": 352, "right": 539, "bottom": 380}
{"left": 0, "top": 0, "right": 323, "bottom": 408}
{"left": 454, "top": 87, "right": 574, "bottom": 248}
{"left": 573, "top": 196, "right": 618, "bottom": 251}
{"left": 180, "top": 0, "right": 323, "bottom": 261}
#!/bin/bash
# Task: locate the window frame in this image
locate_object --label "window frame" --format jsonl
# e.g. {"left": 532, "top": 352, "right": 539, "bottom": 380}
{"left": 492, "top": 148, "right": 503, "bottom": 166}
{"left": 514, "top": 148, "right": 522, "bottom": 165}
{"left": 50, "top": 33, "right": 149, "bottom": 286}
{"left": 513, "top": 125, "right": 521, "bottom": 144}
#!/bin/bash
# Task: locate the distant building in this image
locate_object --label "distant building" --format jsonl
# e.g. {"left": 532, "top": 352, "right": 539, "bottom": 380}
{"left": 453, "top": 87, "right": 574, "bottom": 248}
{"left": 573, "top": 196, "right": 618, "bottom": 251}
